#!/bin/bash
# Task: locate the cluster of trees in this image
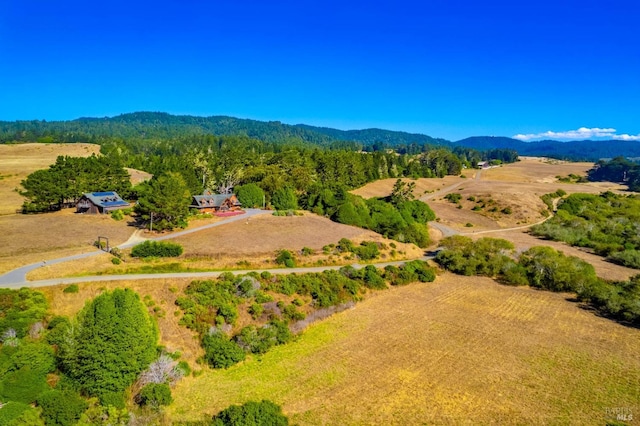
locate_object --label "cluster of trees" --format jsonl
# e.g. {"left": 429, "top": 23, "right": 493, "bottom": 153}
{"left": 176, "top": 262, "right": 436, "bottom": 369}
{"left": 531, "top": 192, "right": 640, "bottom": 267}
{"left": 305, "top": 180, "right": 435, "bottom": 247}
{"left": 588, "top": 157, "right": 640, "bottom": 191}
{"left": 435, "top": 236, "right": 640, "bottom": 325}
{"left": 20, "top": 155, "right": 131, "bottom": 213}
{"left": 0, "top": 287, "right": 179, "bottom": 425}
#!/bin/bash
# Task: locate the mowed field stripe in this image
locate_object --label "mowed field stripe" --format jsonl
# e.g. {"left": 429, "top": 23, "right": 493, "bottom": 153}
{"left": 169, "top": 274, "right": 640, "bottom": 425}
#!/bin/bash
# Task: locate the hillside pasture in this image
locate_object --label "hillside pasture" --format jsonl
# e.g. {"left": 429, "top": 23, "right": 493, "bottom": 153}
{"left": 0, "top": 208, "right": 135, "bottom": 274}
{"left": 169, "top": 273, "right": 640, "bottom": 424}
{"left": 0, "top": 143, "right": 101, "bottom": 215}
{"left": 26, "top": 212, "right": 423, "bottom": 280}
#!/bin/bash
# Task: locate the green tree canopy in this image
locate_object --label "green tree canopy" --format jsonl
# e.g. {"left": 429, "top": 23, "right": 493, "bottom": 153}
{"left": 236, "top": 183, "right": 265, "bottom": 208}
{"left": 136, "top": 172, "right": 191, "bottom": 231}
{"left": 59, "top": 289, "right": 158, "bottom": 406}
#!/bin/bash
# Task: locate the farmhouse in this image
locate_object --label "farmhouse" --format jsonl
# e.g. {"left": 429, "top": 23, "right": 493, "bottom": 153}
{"left": 190, "top": 193, "right": 242, "bottom": 213}
{"left": 76, "top": 191, "right": 130, "bottom": 214}
{"left": 476, "top": 161, "right": 489, "bottom": 169}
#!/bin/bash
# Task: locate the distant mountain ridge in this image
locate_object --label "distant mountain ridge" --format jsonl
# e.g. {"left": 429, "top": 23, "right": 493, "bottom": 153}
{"left": 455, "top": 136, "right": 640, "bottom": 161}
{"left": 1, "top": 112, "right": 638, "bottom": 161}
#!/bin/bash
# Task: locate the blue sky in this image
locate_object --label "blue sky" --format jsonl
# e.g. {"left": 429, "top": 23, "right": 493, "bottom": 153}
{"left": 1, "top": 0, "right": 639, "bottom": 141}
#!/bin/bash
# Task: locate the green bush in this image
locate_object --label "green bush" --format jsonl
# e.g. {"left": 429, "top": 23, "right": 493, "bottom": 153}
{"left": 0, "top": 402, "right": 34, "bottom": 425}
{"left": 0, "top": 288, "right": 48, "bottom": 338}
{"left": 271, "top": 187, "right": 298, "bottom": 210}
{"left": 37, "top": 390, "right": 88, "bottom": 426}
{"left": 354, "top": 242, "right": 380, "bottom": 261}
{"left": 275, "top": 250, "right": 296, "bottom": 268}
{"left": 110, "top": 209, "right": 125, "bottom": 221}
{"left": 236, "top": 183, "right": 265, "bottom": 208}
{"left": 444, "top": 193, "right": 461, "bottom": 203}
{"left": 111, "top": 257, "right": 122, "bottom": 265}
{"left": 63, "top": 284, "right": 79, "bottom": 293}
{"left": 213, "top": 400, "right": 289, "bottom": 426}
{"left": 0, "top": 366, "right": 51, "bottom": 404}
{"left": 137, "top": 383, "right": 173, "bottom": 407}
{"left": 202, "top": 333, "right": 245, "bottom": 369}
{"left": 131, "top": 240, "right": 183, "bottom": 258}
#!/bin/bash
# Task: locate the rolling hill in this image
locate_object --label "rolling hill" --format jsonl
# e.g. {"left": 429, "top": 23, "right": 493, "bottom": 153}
{"left": 1, "top": 112, "right": 638, "bottom": 161}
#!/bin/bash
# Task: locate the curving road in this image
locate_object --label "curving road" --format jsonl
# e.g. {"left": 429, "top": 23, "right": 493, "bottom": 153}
{"left": 0, "top": 209, "right": 270, "bottom": 287}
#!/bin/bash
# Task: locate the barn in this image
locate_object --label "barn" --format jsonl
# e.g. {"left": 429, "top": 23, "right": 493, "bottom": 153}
{"left": 76, "top": 192, "right": 130, "bottom": 214}
{"left": 190, "top": 194, "right": 242, "bottom": 213}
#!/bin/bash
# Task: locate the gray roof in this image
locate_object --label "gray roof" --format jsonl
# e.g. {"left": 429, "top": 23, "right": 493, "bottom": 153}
{"left": 82, "top": 192, "right": 130, "bottom": 208}
{"left": 192, "top": 194, "right": 240, "bottom": 207}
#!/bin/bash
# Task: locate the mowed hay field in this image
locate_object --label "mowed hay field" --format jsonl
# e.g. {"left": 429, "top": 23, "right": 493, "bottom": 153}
{"left": 0, "top": 143, "right": 101, "bottom": 215}
{"left": 169, "top": 274, "right": 640, "bottom": 424}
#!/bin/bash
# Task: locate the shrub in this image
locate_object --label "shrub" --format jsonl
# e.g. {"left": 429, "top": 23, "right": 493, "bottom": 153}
{"left": 110, "top": 209, "right": 125, "bottom": 221}
{"left": 444, "top": 193, "right": 461, "bottom": 203}
{"left": 202, "top": 333, "right": 245, "bottom": 369}
{"left": 37, "top": 389, "right": 88, "bottom": 426}
{"left": 236, "top": 183, "right": 265, "bottom": 208}
{"left": 0, "top": 402, "right": 34, "bottom": 425}
{"left": 501, "top": 206, "right": 513, "bottom": 214}
{"left": 271, "top": 187, "right": 298, "bottom": 210}
{"left": 275, "top": 250, "right": 296, "bottom": 268}
{"left": 213, "top": 400, "right": 289, "bottom": 426}
{"left": 0, "top": 288, "right": 48, "bottom": 339}
{"left": 137, "top": 383, "right": 173, "bottom": 408}
{"left": 63, "top": 284, "right": 79, "bottom": 293}
{"left": 301, "top": 247, "right": 314, "bottom": 256}
{"left": 249, "top": 303, "right": 264, "bottom": 320}
{"left": 131, "top": 240, "right": 183, "bottom": 258}
{"left": 354, "top": 242, "right": 380, "bottom": 260}
{"left": 111, "top": 257, "right": 122, "bottom": 265}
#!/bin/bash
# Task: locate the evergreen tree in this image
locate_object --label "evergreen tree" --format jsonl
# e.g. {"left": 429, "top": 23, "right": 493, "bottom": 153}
{"left": 136, "top": 172, "right": 191, "bottom": 230}
{"left": 59, "top": 289, "right": 158, "bottom": 406}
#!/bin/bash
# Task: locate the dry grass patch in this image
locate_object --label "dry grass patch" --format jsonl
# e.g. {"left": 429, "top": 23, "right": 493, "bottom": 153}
{"left": 169, "top": 274, "right": 640, "bottom": 425}
{"left": 0, "top": 208, "right": 136, "bottom": 274}
{"left": 174, "top": 212, "right": 423, "bottom": 260}
{"left": 350, "top": 176, "right": 465, "bottom": 199}
{"left": 0, "top": 143, "right": 101, "bottom": 215}
{"left": 27, "top": 213, "right": 423, "bottom": 280}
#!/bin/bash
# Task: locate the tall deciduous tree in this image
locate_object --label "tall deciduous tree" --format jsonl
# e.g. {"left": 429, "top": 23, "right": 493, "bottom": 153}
{"left": 136, "top": 172, "right": 191, "bottom": 231}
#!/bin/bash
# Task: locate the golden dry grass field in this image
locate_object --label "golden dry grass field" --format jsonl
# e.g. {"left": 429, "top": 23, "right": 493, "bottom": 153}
{"left": 27, "top": 213, "right": 424, "bottom": 280}
{"left": 0, "top": 143, "right": 101, "bottom": 215}
{"left": 166, "top": 274, "right": 640, "bottom": 425}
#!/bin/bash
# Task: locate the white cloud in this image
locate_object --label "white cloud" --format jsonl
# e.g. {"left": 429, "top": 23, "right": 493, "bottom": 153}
{"left": 612, "top": 133, "right": 640, "bottom": 141}
{"left": 513, "top": 127, "right": 624, "bottom": 141}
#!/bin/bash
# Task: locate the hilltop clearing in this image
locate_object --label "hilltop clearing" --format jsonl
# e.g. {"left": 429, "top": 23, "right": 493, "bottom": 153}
{"left": 0, "top": 143, "right": 100, "bottom": 214}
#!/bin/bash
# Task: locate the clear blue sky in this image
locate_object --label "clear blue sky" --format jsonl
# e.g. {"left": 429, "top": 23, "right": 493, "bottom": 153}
{"left": 1, "top": 0, "right": 639, "bottom": 141}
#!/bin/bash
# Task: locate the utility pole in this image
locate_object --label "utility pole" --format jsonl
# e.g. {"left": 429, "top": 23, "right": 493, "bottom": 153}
{"left": 150, "top": 212, "right": 154, "bottom": 232}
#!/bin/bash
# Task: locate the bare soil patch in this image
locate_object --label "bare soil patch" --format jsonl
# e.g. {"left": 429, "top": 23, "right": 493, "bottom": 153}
{"left": 169, "top": 274, "right": 640, "bottom": 424}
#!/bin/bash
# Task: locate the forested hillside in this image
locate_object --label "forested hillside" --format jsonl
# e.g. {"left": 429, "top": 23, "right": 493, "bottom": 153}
{"left": 455, "top": 136, "right": 640, "bottom": 161}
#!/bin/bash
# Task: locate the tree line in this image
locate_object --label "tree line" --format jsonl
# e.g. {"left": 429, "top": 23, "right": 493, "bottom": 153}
{"left": 435, "top": 236, "right": 640, "bottom": 325}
